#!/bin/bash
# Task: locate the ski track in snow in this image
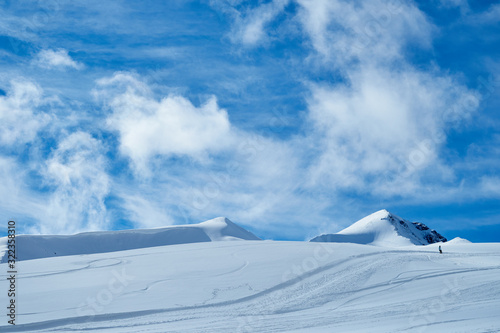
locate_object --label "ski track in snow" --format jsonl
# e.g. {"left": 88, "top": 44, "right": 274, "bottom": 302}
{"left": 0, "top": 242, "right": 499, "bottom": 332}
{"left": 19, "top": 258, "right": 126, "bottom": 280}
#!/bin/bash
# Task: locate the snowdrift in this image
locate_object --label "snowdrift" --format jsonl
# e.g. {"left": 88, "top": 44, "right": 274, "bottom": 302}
{"left": 0, "top": 217, "right": 260, "bottom": 262}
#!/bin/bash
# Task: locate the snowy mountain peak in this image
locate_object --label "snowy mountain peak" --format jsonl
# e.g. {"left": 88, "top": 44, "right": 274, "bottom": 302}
{"left": 198, "top": 217, "right": 261, "bottom": 242}
{"left": 311, "top": 210, "right": 447, "bottom": 246}
{"left": 198, "top": 216, "right": 238, "bottom": 230}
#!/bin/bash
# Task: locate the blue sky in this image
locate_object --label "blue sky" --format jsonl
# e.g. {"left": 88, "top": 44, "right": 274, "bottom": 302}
{"left": 0, "top": 0, "right": 499, "bottom": 242}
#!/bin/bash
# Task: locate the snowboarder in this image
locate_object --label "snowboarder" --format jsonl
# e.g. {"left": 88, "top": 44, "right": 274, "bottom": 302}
{"left": 439, "top": 245, "right": 442, "bottom": 254}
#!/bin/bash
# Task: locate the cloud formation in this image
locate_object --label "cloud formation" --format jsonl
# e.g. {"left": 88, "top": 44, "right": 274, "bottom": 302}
{"left": 97, "top": 73, "right": 233, "bottom": 175}
{"left": 93, "top": 72, "right": 312, "bottom": 232}
{"left": 35, "top": 49, "right": 84, "bottom": 70}
{"left": 0, "top": 79, "right": 49, "bottom": 146}
{"left": 295, "top": 0, "right": 434, "bottom": 66}
{"left": 41, "top": 132, "right": 110, "bottom": 234}
{"left": 470, "top": 4, "right": 500, "bottom": 24}
{"left": 0, "top": 0, "right": 497, "bottom": 239}
{"left": 306, "top": 66, "right": 479, "bottom": 194}
{"left": 222, "top": 0, "right": 480, "bottom": 200}
{"left": 232, "top": 0, "right": 291, "bottom": 46}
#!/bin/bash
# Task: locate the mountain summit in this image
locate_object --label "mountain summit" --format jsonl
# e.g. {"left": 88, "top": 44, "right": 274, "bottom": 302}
{"left": 310, "top": 209, "right": 447, "bottom": 246}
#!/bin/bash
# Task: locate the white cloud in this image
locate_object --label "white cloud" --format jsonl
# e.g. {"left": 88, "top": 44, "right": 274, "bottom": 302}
{"left": 295, "top": 0, "right": 480, "bottom": 197}
{"left": 96, "top": 73, "right": 233, "bottom": 175}
{"left": 87, "top": 0, "right": 486, "bottom": 237}
{"left": 93, "top": 72, "right": 323, "bottom": 233}
{"left": 92, "top": 72, "right": 329, "bottom": 236}
{"left": 470, "top": 4, "right": 500, "bottom": 24}
{"left": 111, "top": 128, "right": 326, "bottom": 238}
{"left": 35, "top": 49, "right": 84, "bottom": 70}
{"left": 0, "top": 79, "right": 49, "bottom": 145}
{"left": 234, "top": 0, "right": 291, "bottom": 46}
{"left": 305, "top": 65, "right": 480, "bottom": 194}
{"left": 40, "top": 131, "right": 110, "bottom": 234}
{"left": 210, "top": 0, "right": 291, "bottom": 46}
{"left": 479, "top": 176, "right": 500, "bottom": 198}
{"left": 220, "top": 0, "right": 480, "bottom": 200}
{"left": 0, "top": 80, "right": 110, "bottom": 235}
{"left": 119, "top": 193, "right": 176, "bottom": 229}
{"left": 0, "top": 156, "right": 47, "bottom": 229}
{"left": 296, "top": 0, "right": 434, "bottom": 67}
{"left": 439, "top": 0, "right": 470, "bottom": 13}
{"left": 218, "top": 1, "right": 473, "bottom": 200}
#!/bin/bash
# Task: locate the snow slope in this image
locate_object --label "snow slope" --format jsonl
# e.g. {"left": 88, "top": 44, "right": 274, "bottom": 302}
{"left": 310, "top": 209, "right": 448, "bottom": 246}
{"left": 0, "top": 240, "right": 499, "bottom": 332}
{"left": 0, "top": 217, "right": 260, "bottom": 262}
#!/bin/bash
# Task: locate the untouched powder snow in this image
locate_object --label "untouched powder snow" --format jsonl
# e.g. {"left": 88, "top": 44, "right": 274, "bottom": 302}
{"left": 310, "top": 209, "right": 447, "bottom": 246}
{"left": 0, "top": 217, "right": 260, "bottom": 262}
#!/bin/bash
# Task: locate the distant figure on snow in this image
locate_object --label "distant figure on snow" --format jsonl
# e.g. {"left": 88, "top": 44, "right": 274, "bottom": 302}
{"left": 439, "top": 245, "right": 442, "bottom": 254}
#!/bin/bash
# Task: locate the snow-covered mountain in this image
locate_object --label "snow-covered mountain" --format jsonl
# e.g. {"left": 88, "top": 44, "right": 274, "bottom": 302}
{"left": 310, "top": 209, "right": 447, "bottom": 246}
{"left": 0, "top": 211, "right": 498, "bottom": 332}
{"left": 0, "top": 217, "right": 260, "bottom": 262}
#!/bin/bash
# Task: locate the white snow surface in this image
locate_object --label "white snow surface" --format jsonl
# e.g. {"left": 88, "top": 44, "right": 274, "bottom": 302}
{"left": 0, "top": 240, "right": 499, "bottom": 332}
{"left": 310, "top": 209, "right": 447, "bottom": 246}
{"left": 0, "top": 217, "right": 260, "bottom": 262}
{"left": 1, "top": 215, "right": 498, "bottom": 332}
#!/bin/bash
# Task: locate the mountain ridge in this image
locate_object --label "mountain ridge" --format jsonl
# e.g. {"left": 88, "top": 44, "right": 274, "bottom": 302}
{"left": 0, "top": 210, "right": 453, "bottom": 263}
{"left": 0, "top": 217, "right": 260, "bottom": 262}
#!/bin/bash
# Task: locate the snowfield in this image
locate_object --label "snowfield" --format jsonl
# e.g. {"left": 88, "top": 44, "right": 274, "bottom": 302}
{"left": 1, "top": 212, "right": 499, "bottom": 332}
{"left": 1, "top": 240, "right": 499, "bottom": 332}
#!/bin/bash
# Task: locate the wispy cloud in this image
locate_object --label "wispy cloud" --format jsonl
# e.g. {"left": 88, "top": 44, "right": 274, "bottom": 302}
{"left": 0, "top": 79, "right": 50, "bottom": 145}
{"left": 40, "top": 131, "right": 110, "bottom": 234}
{"left": 35, "top": 49, "right": 84, "bottom": 70}
{"left": 221, "top": 0, "right": 480, "bottom": 200}
{"left": 0, "top": 82, "right": 109, "bottom": 235}
{"left": 119, "top": 193, "right": 176, "bottom": 229}
{"left": 439, "top": 0, "right": 470, "bottom": 13}
{"left": 93, "top": 71, "right": 323, "bottom": 234}
{"left": 305, "top": 65, "right": 479, "bottom": 195}
{"left": 468, "top": 3, "right": 500, "bottom": 24}
{"left": 479, "top": 176, "right": 500, "bottom": 198}
{"left": 295, "top": 0, "right": 435, "bottom": 66}
{"left": 229, "top": 0, "right": 291, "bottom": 46}
{"left": 0, "top": 156, "right": 46, "bottom": 228}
